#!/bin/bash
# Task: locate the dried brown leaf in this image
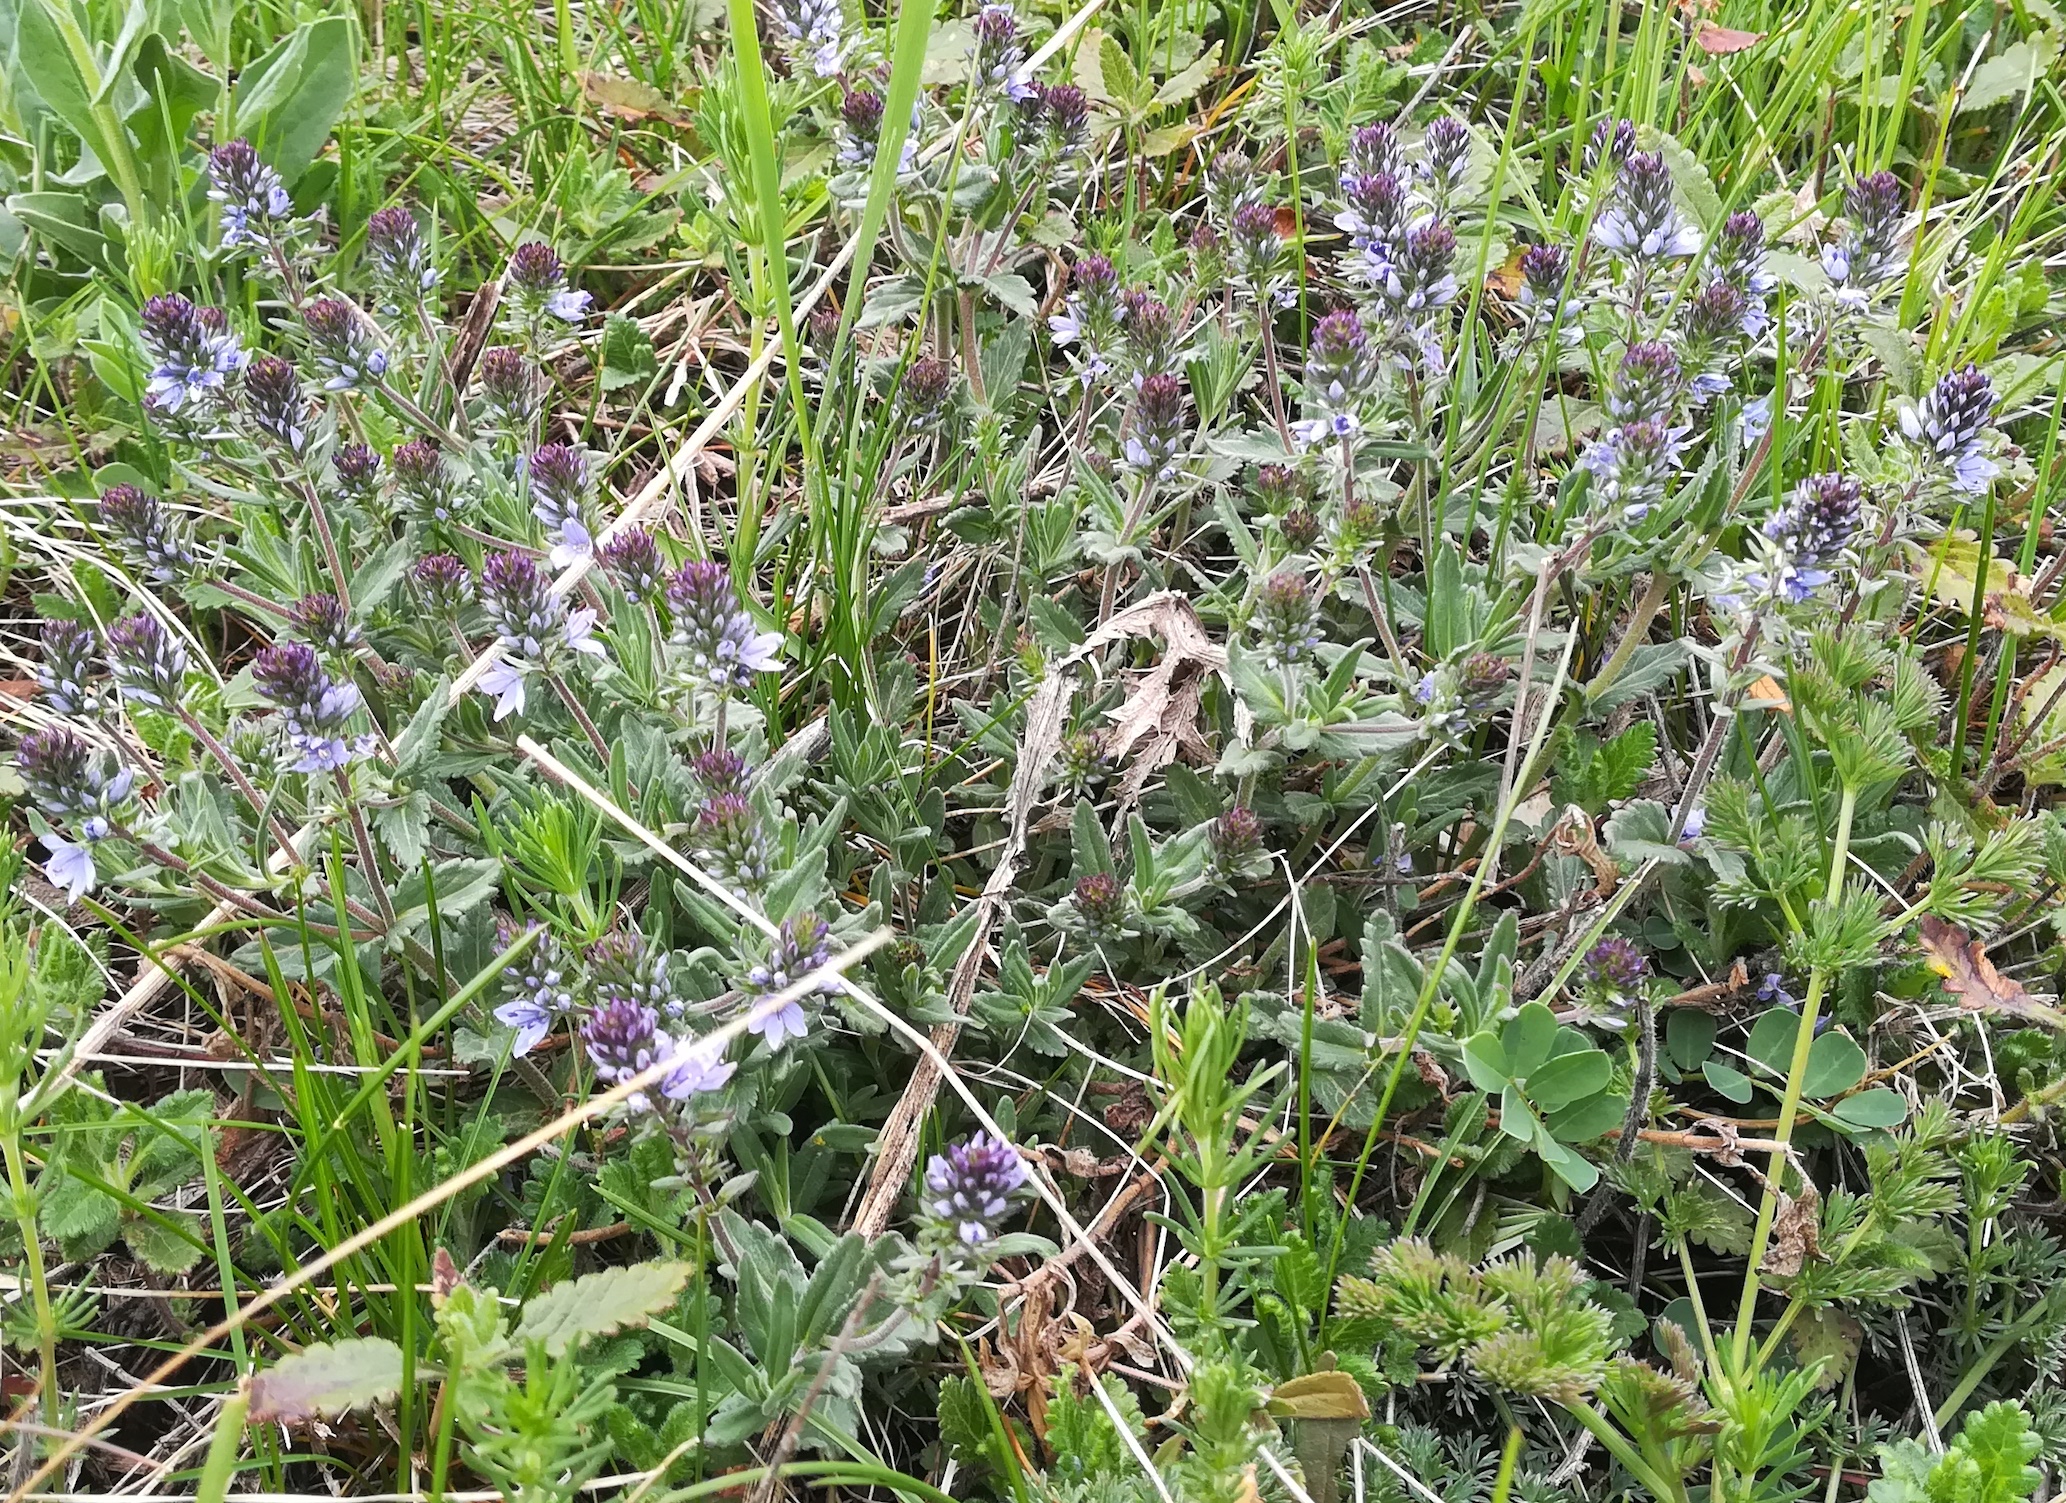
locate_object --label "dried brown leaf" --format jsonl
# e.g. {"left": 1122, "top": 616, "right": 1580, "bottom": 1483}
{"left": 1693, "top": 21, "right": 1764, "bottom": 53}
{"left": 1918, "top": 915, "right": 2066, "bottom": 1028}
{"left": 579, "top": 71, "right": 694, "bottom": 127}
{"left": 1759, "top": 1182, "right": 1821, "bottom": 1278}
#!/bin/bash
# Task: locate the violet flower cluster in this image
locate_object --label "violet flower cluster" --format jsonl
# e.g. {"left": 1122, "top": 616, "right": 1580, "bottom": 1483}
{"left": 666, "top": 562, "right": 783, "bottom": 694}
{"left": 252, "top": 642, "right": 374, "bottom": 773}
{"left": 922, "top": 1132, "right": 1032, "bottom": 1248}
{"left": 15, "top": 726, "right": 136, "bottom": 901}
{"left": 476, "top": 551, "right": 606, "bottom": 720}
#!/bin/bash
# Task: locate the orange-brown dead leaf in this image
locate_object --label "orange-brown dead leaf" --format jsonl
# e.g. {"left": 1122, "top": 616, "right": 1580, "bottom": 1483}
{"left": 1486, "top": 249, "right": 1527, "bottom": 301}
{"left": 1694, "top": 21, "right": 1764, "bottom": 53}
{"left": 1745, "top": 675, "right": 1791, "bottom": 713}
{"left": 1918, "top": 915, "right": 2066, "bottom": 1028}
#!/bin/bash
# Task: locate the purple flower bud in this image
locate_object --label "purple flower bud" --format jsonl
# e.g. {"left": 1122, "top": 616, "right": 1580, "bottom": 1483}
{"left": 508, "top": 241, "right": 565, "bottom": 294}
{"left": 1346, "top": 122, "right": 1404, "bottom": 184}
{"left": 98, "top": 484, "right": 197, "bottom": 584}
{"left": 1607, "top": 341, "right": 1684, "bottom": 424}
{"left": 16, "top": 725, "right": 133, "bottom": 822}
{"left": 1711, "top": 211, "right": 1769, "bottom": 290}
{"left": 1900, "top": 366, "right": 1997, "bottom": 493}
{"left": 207, "top": 139, "right": 292, "bottom": 249}
{"left": 526, "top": 444, "right": 594, "bottom": 568}
{"left": 1072, "top": 870, "right": 1127, "bottom": 937}
{"left": 1072, "top": 252, "right": 1118, "bottom": 303}
{"left": 1206, "top": 149, "right": 1262, "bottom": 223}
{"left": 289, "top": 593, "right": 361, "bottom": 656}
{"left": 1583, "top": 936, "right": 1648, "bottom": 993}
{"left": 412, "top": 552, "right": 474, "bottom": 615}
{"left": 1042, "top": 84, "right": 1089, "bottom": 152}
{"left": 1119, "top": 291, "right": 1183, "bottom": 378}
{"left": 1420, "top": 115, "right": 1470, "bottom": 192}
{"left": 970, "top": 2, "right": 1028, "bottom": 95}
{"left": 1122, "top": 372, "right": 1188, "bottom": 476}
{"left": 105, "top": 613, "right": 189, "bottom": 710}
{"left": 898, "top": 356, "right": 957, "bottom": 431}
{"left": 1050, "top": 252, "right": 1123, "bottom": 359}
{"left": 392, "top": 439, "right": 461, "bottom": 527}
{"left": 1253, "top": 464, "right": 1306, "bottom": 513}
{"left": 841, "top": 86, "right": 886, "bottom": 139}
{"left": 1845, "top": 171, "right": 1906, "bottom": 259}
{"left": 1580, "top": 415, "right": 1686, "bottom": 520}
{"left": 1518, "top": 243, "right": 1569, "bottom": 306}
{"left": 140, "top": 294, "right": 244, "bottom": 415}
{"left": 583, "top": 994, "right": 665, "bottom": 1086}
{"left": 694, "top": 792, "right": 773, "bottom": 892}
{"left": 1338, "top": 171, "right": 1408, "bottom": 251}
{"left": 1305, "top": 308, "right": 1377, "bottom": 413}
{"left": 493, "top": 917, "right": 577, "bottom": 1054}
{"left": 482, "top": 551, "right": 559, "bottom": 645}
{"left": 1683, "top": 281, "right": 1750, "bottom": 346}
{"left": 1279, "top": 507, "right": 1321, "bottom": 551}
{"left": 1750, "top": 472, "right": 1863, "bottom": 603}
{"left": 690, "top": 745, "right": 753, "bottom": 797}
{"left": 366, "top": 204, "right": 436, "bottom": 297}
{"left": 666, "top": 561, "right": 783, "bottom": 690}
{"left": 333, "top": 445, "right": 383, "bottom": 509}
{"left": 302, "top": 298, "right": 388, "bottom": 391}
{"left": 1230, "top": 202, "right": 1291, "bottom": 296}
{"left": 242, "top": 353, "right": 310, "bottom": 453}
{"left": 1581, "top": 116, "right": 1637, "bottom": 175}
{"left": 35, "top": 621, "right": 104, "bottom": 717}
{"left": 806, "top": 302, "right": 842, "bottom": 357}
{"left": 1460, "top": 653, "right": 1510, "bottom": 709}
{"left": 1254, "top": 570, "right": 1322, "bottom": 670}
{"left": 590, "top": 928, "right": 677, "bottom": 1019}
{"left": 922, "top": 1132, "right": 1032, "bottom": 1247}
{"left": 599, "top": 527, "right": 667, "bottom": 605}
{"left": 476, "top": 346, "right": 539, "bottom": 424}
{"left": 1210, "top": 806, "right": 1264, "bottom": 874}
{"left": 507, "top": 241, "right": 591, "bottom": 325}
{"left": 1822, "top": 172, "right": 1908, "bottom": 307}
{"left": 1380, "top": 219, "right": 1459, "bottom": 318}
{"left": 1594, "top": 151, "right": 1701, "bottom": 262}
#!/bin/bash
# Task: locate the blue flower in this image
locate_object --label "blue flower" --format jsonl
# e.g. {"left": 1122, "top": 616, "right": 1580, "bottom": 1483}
{"left": 657, "top": 1033, "right": 735, "bottom": 1098}
{"left": 43, "top": 833, "right": 101, "bottom": 902}
{"left": 478, "top": 658, "right": 530, "bottom": 720}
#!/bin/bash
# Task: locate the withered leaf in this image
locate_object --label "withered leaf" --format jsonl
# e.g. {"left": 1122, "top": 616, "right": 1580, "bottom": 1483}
{"left": 1270, "top": 1369, "right": 1370, "bottom": 1421}
{"left": 1759, "top": 1182, "right": 1821, "bottom": 1278}
{"left": 1486, "top": 248, "right": 1527, "bottom": 301}
{"left": 578, "top": 71, "right": 694, "bottom": 127}
{"left": 1744, "top": 674, "right": 1791, "bottom": 713}
{"left": 1100, "top": 593, "right": 1229, "bottom": 814}
{"left": 1694, "top": 21, "right": 1765, "bottom": 54}
{"left": 1918, "top": 915, "right": 2066, "bottom": 1029}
